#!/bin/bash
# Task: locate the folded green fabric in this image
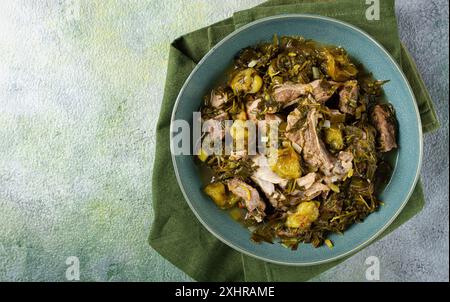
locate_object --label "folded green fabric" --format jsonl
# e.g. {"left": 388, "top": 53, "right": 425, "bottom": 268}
{"left": 149, "top": 0, "right": 440, "bottom": 281}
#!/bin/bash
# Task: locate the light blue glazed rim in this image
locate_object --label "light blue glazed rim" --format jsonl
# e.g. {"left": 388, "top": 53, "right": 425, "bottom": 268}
{"left": 170, "top": 14, "right": 423, "bottom": 266}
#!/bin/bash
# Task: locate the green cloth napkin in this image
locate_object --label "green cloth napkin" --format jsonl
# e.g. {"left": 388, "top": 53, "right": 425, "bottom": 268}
{"left": 149, "top": 0, "right": 440, "bottom": 281}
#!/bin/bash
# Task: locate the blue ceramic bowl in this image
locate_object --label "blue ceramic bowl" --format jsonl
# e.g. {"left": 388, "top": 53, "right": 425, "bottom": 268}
{"left": 170, "top": 15, "right": 422, "bottom": 265}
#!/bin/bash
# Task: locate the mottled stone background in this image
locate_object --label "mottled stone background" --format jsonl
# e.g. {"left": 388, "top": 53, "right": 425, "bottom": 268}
{"left": 0, "top": 0, "right": 448, "bottom": 281}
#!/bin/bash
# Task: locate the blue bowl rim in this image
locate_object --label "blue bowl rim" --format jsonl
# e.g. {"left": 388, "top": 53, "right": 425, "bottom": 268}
{"left": 169, "top": 14, "right": 423, "bottom": 266}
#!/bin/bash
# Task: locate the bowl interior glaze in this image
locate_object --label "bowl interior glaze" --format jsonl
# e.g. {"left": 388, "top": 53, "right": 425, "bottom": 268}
{"left": 170, "top": 15, "right": 422, "bottom": 266}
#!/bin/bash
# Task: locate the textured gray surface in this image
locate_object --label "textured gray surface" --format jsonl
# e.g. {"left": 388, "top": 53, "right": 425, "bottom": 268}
{"left": 0, "top": 0, "right": 448, "bottom": 282}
